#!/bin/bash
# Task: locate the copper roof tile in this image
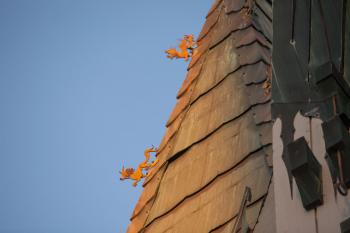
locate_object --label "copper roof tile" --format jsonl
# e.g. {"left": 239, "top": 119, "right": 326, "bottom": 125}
{"left": 206, "top": 0, "right": 224, "bottom": 18}
{"left": 209, "top": 8, "right": 250, "bottom": 48}
{"left": 177, "top": 57, "right": 203, "bottom": 98}
{"left": 127, "top": 198, "right": 155, "bottom": 233}
{"left": 210, "top": 218, "right": 237, "bottom": 233}
{"left": 241, "top": 61, "right": 269, "bottom": 85}
{"left": 170, "top": 72, "right": 251, "bottom": 157}
{"left": 143, "top": 153, "right": 271, "bottom": 232}
{"left": 142, "top": 125, "right": 180, "bottom": 186}
{"left": 127, "top": 0, "right": 273, "bottom": 231}
{"left": 236, "top": 42, "right": 270, "bottom": 66}
{"left": 145, "top": 115, "right": 264, "bottom": 221}
{"left": 235, "top": 26, "right": 271, "bottom": 49}
{"left": 131, "top": 165, "right": 167, "bottom": 219}
{"left": 166, "top": 84, "right": 193, "bottom": 127}
{"left": 187, "top": 33, "right": 211, "bottom": 69}
{"left": 223, "top": 0, "right": 246, "bottom": 14}
{"left": 158, "top": 110, "right": 185, "bottom": 151}
{"left": 252, "top": 101, "right": 271, "bottom": 125}
{"left": 150, "top": 148, "right": 270, "bottom": 227}
{"left": 209, "top": 200, "right": 264, "bottom": 232}
{"left": 263, "top": 145, "right": 273, "bottom": 168}
{"left": 245, "top": 82, "right": 271, "bottom": 106}
{"left": 198, "top": 3, "right": 222, "bottom": 42}
{"left": 190, "top": 35, "right": 239, "bottom": 103}
{"left": 257, "top": 122, "right": 272, "bottom": 146}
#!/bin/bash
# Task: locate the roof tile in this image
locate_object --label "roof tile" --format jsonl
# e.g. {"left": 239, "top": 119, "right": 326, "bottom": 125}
{"left": 144, "top": 153, "right": 271, "bottom": 232}
{"left": 166, "top": 84, "right": 193, "bottom": 127}
{"left": 146, "top": 114, "right": 264, "bottom": 220}
{"left": 171, "top": 72, "right": 251, "bottom": 157}
{"left": 131, "top": 165, "right": 167, "bottom": 219}
{"left": 179, "top": 55, "right": 204, "bottom": 97}
{"left": 223, "top": 0, "right": 246, "bottom": 14}
{"left": 190, "top": 35, "right": 239, "bottom": 103}
{"left": 198, "top": 3, "right": 222, "bottom": 41}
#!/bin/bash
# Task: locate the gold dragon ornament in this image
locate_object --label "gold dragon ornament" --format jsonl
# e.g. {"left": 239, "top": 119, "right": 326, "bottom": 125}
{"left": 165, "top": 35, "right": 196, "bottom": 61}
{"left": 119, "top": 146, "right": 159, "bottom": 187}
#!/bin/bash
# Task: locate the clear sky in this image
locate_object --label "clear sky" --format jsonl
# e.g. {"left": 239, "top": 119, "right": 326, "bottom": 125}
{"left": 0, "top": 0, "right": 213, "bottom": 232}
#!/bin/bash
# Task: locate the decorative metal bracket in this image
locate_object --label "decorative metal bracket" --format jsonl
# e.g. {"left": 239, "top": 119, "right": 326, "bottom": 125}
{"left": 322, "top": 116, "right": 350, "bottom": 194}
{"left": 284, "top": 137, "right": 323, "bottom": 210}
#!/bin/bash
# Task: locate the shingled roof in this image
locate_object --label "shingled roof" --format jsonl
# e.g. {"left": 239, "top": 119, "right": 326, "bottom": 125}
{"left": 127, "top": 0, "right": 274, "bottom": 232}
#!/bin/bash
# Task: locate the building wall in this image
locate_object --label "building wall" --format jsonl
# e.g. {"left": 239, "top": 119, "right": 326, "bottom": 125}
{"left": 272, "top": 1, "right": 350, "bottom": 232}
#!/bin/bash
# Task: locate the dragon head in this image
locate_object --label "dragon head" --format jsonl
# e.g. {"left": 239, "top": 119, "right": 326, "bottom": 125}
{"left": 119, "top": 166, "right": 135, "bottom": 180}
{"left": 184, "top": 35, "right": 196, "bottom": 48}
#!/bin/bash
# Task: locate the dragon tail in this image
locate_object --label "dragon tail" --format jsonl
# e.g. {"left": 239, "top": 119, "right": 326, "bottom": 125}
{"left": 143, "top": 147, "right": 158, "bottom": 164}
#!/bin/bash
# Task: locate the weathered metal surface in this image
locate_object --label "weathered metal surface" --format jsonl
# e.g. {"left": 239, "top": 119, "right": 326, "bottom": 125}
{"left": 255, "top": 0, "right": 272, "bottom": 20}
{"left": 309, "top": 0, "right": 333, "bottom": 71}
{"left": 285, "top": 137, "right": 323, "bottom": 210}
{"left": 127, "top": 199, "right": 155, "bottom": 233}
{"left": 145, "top": 115, "right": 266, "bottom": 222}
{"left": 257, "top": 122, "right": 272, "bottom": 146}
{"left": 144, "top": 15, "right": 213, "bottom": 187}
{"left": 191, "top": 38, "right": 270, "bottom": 107}
{"left": 232, "top": 187, "right": 252, "bottom": 233}
{"left": 345, "top": 2, "right": 350, "bottom": 85}
{"left": 236, "top": 42, "right": 270, "bottom": 67}
{"left": 209, "top": 8, "right": 250, "bottom": 48}
{"left": 127, "top": 0, "right": 273, "bottom": 231}
{"left": 263, "top": 144, "right": 273, "bottom": 167}
{"left": 188, "top": 33, "right": 211, "bottom": 70}
{"left": 293, "top": 0, "right": 311, "bottom": 71}
{"left": 272, "top": 0, "right": 349, "bottom": 124}
{"left": 166, "top": 83, "right": 193, "bottom": 127}
{"left": 272, "top": 0, "right": 350, "bottom": 226}
{"left": 318, "top": 0, "right": 343, "bottom": 70}
{"left": 252, "top": 6, "right": 272, "bottom": 42}
{"left": 252, "top": 102, "right": 271, "bottom": 125}
{"left": 131, "top": 165, "right": 168, "bottom": 219}
{"left": 195, "top": 4, "right": 271, "bottom": 75}
{"left": 246, "top": 83, "right": 271, "bottom": 106}
{"left": 170, "top": 72, "right": 251, "bottom": 157}
{"left": 177, "top": 55, "right": 203, "bottom": 99}
{"left": 234, "top": 26, "right": 271, "bottom": 49}
{"left": 210, "top": 218, "right": 237, "bottom": 233}
{"left": 144, "top": 154, "right": 271, "bottom": 232}
{"left": 190, "top": 35, "right": 238, "bottom": 103}
{"left": 223, "top": 0, "right": 245, "bottom": 14}
{"left": 158, "top": 110, "right": 185, "bottom": 152}
{"left": 195, "top": 56, "right": 270, "bottom": 110}
{"left": 210, "top": 200, "right": 264, "bottom": 233}
{"left": 230, "top": 202, "right": 267, "bottom": 233}
{"left": 206, "top": 0, "right": 224, "bottom": 18}
{"left": 142, "top": 125, "right": 182, "bottom": 186}
{"left": 241, "top": 61, "right": 269, "bottom": 85}
{"left": 143, "top": 135, "right": 176, "bottom": 185}
{"left": 198, "top": 2, "right": 222, "bottom": 42}
{"left": 272, "top": 0, "right": 310, "bottom": 104}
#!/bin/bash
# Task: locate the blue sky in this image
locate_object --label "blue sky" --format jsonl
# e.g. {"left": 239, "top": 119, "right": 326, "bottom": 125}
{"left": 0, "top": 1, "right": 212, "bottom": 232}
